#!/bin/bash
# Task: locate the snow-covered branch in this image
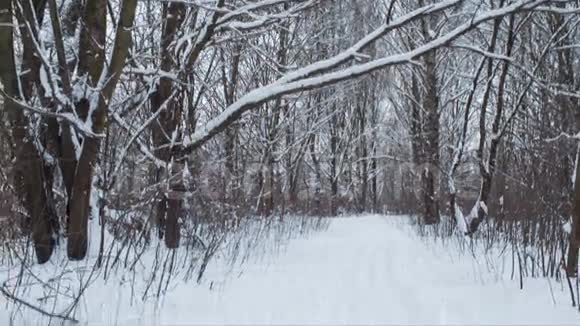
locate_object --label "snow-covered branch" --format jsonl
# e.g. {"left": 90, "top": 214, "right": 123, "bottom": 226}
{"left": 180, "top": 0, "right": 550, "bottom": 154}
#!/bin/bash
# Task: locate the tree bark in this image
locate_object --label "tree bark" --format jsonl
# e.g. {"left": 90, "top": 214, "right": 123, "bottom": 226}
{"left": 567, "top": 146, "right": 580, "bottom": 276}
{"left": 0, "top": 0, "right": 55, "bottom": 263}
{"left": 421, "top": 48, "right": 440, "bottom": 225}
{"left": 150, "top": 1, "right": 186, "bottom": 248}
{"left": 68, "top": 0, "right": 138, "bottom": 259}
{"left": 468, "top": 14, "right": 515, "bottom": 235}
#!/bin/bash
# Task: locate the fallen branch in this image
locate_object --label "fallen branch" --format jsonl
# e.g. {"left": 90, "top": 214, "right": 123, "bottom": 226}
{"left": 0, "top": 280, "right": 79, "bottom": 324}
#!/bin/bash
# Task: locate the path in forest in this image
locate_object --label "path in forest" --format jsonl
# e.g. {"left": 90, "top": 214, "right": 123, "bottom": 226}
{"left": 145, "top": 215, "right": 579, "bottom": 325}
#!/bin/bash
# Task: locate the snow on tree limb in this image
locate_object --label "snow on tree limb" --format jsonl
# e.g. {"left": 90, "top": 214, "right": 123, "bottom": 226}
{"left": 179, "top": 0, "right": 550, "bottom": 154}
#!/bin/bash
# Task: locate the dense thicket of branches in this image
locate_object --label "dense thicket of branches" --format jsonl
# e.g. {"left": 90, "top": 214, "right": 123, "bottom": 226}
{"left": 0, "top": 0, "right": 579, "bottom": 280}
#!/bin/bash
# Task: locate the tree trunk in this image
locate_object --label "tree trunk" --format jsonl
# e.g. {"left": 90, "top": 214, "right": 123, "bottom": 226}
{"left": 68, "top": 0, "right": 138, "bottom": 259}
{"left": 358, "top": 101, "right": 368, "bottom": 212}
{"left": 330, "top": 111, "right": 339, "bottom": 216}
{"left": 0, "top": 0, "right": 56, "bottom": 264}
{"left": 567, "top": 146, "right": 580, "bottom": 276}
{"left": 468, "top": 14, "right": 515, "bottom": 235}
{"left": 66, "top": 0, "right": 106, "bottom": 260}
{"left": 150, "top": 2, "right": 186, "bottom": 247}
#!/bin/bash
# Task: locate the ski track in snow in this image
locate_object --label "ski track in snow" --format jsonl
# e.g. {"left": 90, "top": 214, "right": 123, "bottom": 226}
{"left": 2, "top": 215, "right": 580, "bottom": 325}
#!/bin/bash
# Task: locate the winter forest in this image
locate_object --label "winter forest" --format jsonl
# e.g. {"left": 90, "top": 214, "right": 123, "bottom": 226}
{"left": 0, "top": 0, "right": 580, "bottom": 324}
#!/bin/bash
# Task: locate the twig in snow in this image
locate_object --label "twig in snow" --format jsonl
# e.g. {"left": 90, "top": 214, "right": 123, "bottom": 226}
{"left": 0, "top": 281, "right": 79, "bottom": 324}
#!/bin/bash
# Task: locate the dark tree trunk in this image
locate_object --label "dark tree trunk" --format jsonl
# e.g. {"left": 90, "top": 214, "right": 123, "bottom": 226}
{"left": 150, "top": 2, "right": 186, "bottom": 247}
{"left": 68, "top": 0, "right": 138, "bottom": 259}
{"left": 0, "top": 0, "right": 56, "bottom": 264}
{"left": 567, "top": 148, "right": 580, "bottom": 276}
{"left": 421, "top": 48, "right": 440, "bottom": 225}
{"left": 468, "top": 14, "right": 515, "bottom": 235}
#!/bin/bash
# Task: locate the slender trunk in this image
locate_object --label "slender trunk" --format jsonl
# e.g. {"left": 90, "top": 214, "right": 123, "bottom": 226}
{"left": 371, "top": 139, "right": 378, "bottom": 212}
{"left": 468, "top": 14, "right": 515, "bottom": 234}
{"left": 150, "top": 2, "right": 186, "bottom": 247}
{"left": 567, "top": 145, "right": 580, "bottom": 276}
{"left": 422, "top": 48, "right": 440, "bottom": 225}
{"left": 222, "top": 45, "right": 241, "bottom": 205}
{"left": 358, "top": 100, "right": 368, "bottom": 212}
{"left": 309, "top": 132, "right": 322, "bottom": 214}
{"left": 330, "top": 109, "right": 339, "bottom": 216}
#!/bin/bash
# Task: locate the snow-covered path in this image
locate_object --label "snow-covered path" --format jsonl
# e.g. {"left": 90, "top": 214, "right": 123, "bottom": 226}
{"left": 136, "top": 215, "right": 578, "bottom": 325}
{"left": 2, "top": 215, "right": 579, "bottom": 325}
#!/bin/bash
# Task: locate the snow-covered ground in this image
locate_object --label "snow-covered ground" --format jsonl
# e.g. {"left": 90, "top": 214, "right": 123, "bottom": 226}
{"left": 1, "top": 215, "right": 579, "bottom": 325}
